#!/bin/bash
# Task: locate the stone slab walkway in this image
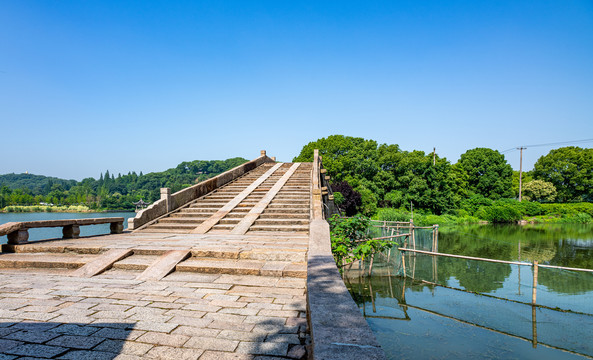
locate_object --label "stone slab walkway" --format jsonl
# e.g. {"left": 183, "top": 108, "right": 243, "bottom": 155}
{"left": 0, "top": 232, "right": 309, "bottom": 359}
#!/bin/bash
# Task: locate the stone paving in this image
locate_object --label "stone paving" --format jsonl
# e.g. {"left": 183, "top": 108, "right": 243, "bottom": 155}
{"left": 0, "top": 161, "right": 313, "bottom": 359}
{"left": 0, "top": 231, "right": 310, "bottom": 359}
{"left": 0, "top": 261, "right": 308, "bottom": 359}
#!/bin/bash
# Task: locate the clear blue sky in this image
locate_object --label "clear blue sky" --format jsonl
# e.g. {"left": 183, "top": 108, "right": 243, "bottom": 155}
{"left": 1, "top": 1, "right": 592, "bottom": 180}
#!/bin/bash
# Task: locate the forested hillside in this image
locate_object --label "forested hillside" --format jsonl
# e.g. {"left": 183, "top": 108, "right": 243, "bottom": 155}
{"left": 294, "top": 135, "right": 593, "bottom": 223}
{"left": 0, "top": 157, "right": 248, "bottom": 210}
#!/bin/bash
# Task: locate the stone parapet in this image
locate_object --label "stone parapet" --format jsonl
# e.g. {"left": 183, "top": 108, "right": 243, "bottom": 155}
{"left": 307, "top": 149, "right": 385, "bottom": 359}
{"left": 307, "top": 220, "right": 386, "bottom": 360}
{"left": 128, "top": 153, "right": 275, "bottom": 230}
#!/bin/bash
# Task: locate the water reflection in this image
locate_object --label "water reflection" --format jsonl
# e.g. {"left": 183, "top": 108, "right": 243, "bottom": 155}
{"left": 344, "top": 224, "right": 593, "bottom": 359}
{"left": 439, "top": 224, "right": 593, "bottom": 267}
{"left": 345, "top": 272, "right": 593, "bottom": 360}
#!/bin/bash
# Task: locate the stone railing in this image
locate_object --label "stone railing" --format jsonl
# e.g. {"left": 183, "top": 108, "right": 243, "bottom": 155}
{"left": 0, "top": 217, "right": 124, "bottom": 247}
{"left": 307, "top": 149, "right": 385, "bottom": 359}
{"left": 128, "top": 151, "right": 276, "bottom": 230}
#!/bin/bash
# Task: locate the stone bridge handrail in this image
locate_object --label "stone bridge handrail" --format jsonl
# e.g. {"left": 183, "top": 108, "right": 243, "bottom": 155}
{"left": 128, "top": 151, "right": 276, "bottom": 230}
{"left": 307, "top": 149, "right": 386, "bottom": 359}
{"left": 0, "top": 217, "right": 125, "bottom": 245}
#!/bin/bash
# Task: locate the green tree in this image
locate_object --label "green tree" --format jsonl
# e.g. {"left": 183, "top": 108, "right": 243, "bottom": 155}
{"left": 293, "top": 135, "right": 379, "bottom": 183}
{"left": 532, "top": 146, "right": 593, "bottom": 202}
{"left": 522, "top": 180, "right": 557, "bottom": 202}
{"left": 455, "top": 148, "right": 513, "bottom": 200}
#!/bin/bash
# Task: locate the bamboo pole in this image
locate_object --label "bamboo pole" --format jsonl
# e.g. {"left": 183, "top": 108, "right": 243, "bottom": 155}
{"left": 532, "top": 261, "right": 538, "bottom": 305}
{"left": 399, "top": 248, "right": 530, "bottom": 266}
{"left": 532, "top": 305, "right": 538, "bottom": 348}
{"left": 369, "top": 279, "right": 376, "bottom": 313}
{"left": 401, "top": 250, "right": 407, "bottom": 278}
{"left": 358, "top": 233, "right": 410, "bottom": 241}
{"left": 368, "top": 254, "right": 374, "bottom": 277}
{"left": 434, "top": 225, "right": 439, "bottom": 252}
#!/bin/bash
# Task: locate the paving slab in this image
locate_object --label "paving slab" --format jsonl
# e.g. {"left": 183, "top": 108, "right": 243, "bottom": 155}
{"left": 0, "top": 164, "right": 314, "bottom": 359}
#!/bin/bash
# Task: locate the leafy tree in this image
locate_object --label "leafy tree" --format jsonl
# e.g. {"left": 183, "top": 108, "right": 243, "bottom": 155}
{"left": 512, "top": 170, "right": 533, "bottom": 198}
{"left": 522, "top": 180, "right": 557, "bottom": 202}
{"left": 295, "top": 135, "right": 459, "bottom": 215}
{"left": 331, "top": 181, "right": 362, "bottom": 216}
{"left": 455, "top": 148, "right": 513, "bottom": 200}
{"left": 533, "top": 146, "right": 593, "bottom": 202}
{"left": 293, "top": 135, "right": 379, "bottom": 183}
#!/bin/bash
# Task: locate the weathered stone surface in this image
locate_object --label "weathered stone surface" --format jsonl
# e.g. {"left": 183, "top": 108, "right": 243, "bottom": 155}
{"left": 6, "top": 229, "right": 29, "bottom": 245}
{"left": 0, "top": 159, "right": 342, "bottom": 360}
{"left": 62, "top": 224, "right": 80, "bottom": 239}
{"left": 136, "top": 250, "right": 190, "bottom": 281}
{"left": 307, "top": 219, "right": 386, "bottom": 359}
{"left": 72, "top": 249, "right": 134, "bottom": 278}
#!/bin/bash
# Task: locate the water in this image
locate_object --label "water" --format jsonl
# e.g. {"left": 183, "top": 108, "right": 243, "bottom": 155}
{"left": 345, "top": 224, "right": 593, "bottom": 359}
{"left": 0, "top": 212, "right": 136, "bottom": 244}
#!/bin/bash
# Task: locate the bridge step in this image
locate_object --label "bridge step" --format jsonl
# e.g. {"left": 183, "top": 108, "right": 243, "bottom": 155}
{"left": 249, "top": 224, "right": 309, "bottom": 232}
{"left": 176, "top": 258, "right": 306, "bottom": 278}
{"left": 0, "top": 252, "right": 93, "bottom": 269}
{"left": 258, "top": 213, "right": 309, "bottom": 219}
{"left": 140, "top": 161, "right": 312, "bottom": 234}
{"left": 254, "top": 218, "right": 310, "bottom": 226}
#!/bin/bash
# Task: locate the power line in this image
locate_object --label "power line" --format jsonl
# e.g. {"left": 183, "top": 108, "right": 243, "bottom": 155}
{"left": 501, "top": 138, "right": 593, "bottom": 154}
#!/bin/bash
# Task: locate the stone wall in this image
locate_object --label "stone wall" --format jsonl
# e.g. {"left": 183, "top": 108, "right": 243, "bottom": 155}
{"left": 306, "top": 150, "right": 385, "bottom": 359}
{"left": 128, "top": 153, "right": 274, "bottom": 230}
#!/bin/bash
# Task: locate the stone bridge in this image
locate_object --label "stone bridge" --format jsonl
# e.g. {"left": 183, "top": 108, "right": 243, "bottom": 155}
{"left": 0, "top": 151, "right": 384, "bottom": 359}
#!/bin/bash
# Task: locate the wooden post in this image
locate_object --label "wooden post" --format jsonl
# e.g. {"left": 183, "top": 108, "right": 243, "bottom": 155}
{"left": 368, "top": 254, "right": 374, "bottom": 277}
{"left": 369, "top": 279, "right": 376, "bottom": 313}
{"left": 532, "top": 305, "right": 538, "bottom": 348}
{"left": 434, "top": 225, "right": 439, "bottom": 252}
{"left": 401, "top": 250, "right": 407, "bottom": 277}
{"left": 532, "top": 260, "right": 538, "bottom": 305}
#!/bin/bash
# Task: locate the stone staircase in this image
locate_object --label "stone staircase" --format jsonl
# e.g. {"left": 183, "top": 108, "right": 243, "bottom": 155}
{"left": 140, "top": 162, "right": 312, "bottom": 234}
{"left": 0, "top": 162, "right": 312, "bottom": 280}
{"left": 0, "top": 233, "right": 308, "bottom": 279}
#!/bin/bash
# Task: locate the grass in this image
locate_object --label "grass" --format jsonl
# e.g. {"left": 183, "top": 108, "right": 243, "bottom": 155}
{"left": 1, "top": 205, "right": 93, "bottom": 213}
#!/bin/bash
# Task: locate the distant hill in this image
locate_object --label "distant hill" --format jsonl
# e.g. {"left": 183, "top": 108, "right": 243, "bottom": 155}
{"left": 0, "top": 157, "right": 249, "bottom": 210}
{"left": 0, "top": 173, "right": 77, "bottom": 195}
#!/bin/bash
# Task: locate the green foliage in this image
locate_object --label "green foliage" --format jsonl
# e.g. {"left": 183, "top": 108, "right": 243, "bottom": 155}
{"left": 475, "top": 204, "right": 522, "bottom": 223}
{"left": 455, "top": 148, "right": 513, "bottom": 200}
{"left": 295, "top": 135, "right": 459, "bottom": 215}
{"left": 522, "top": 180, "right": 557, "bottom": 202}
{"left": 375, "top": 208, "right": 410, "bottom": 222}
{"left": 559, "top": 213, "right": 593, "bottom": 224}
{"left": 541, "top": 203, "right": 593, "bottom": 217}
{"left": 333, "top": 192, "right": 344, "bottom": 206}
{"left": 533, "top": 146, "right": 593, "bottom": 202}
{"left": 329, "top": 215, "right": 395, "bottom": 266}
{"left": 512, "top": 170, "right": 533, "bottom": 198}
{"left": 356, "top": 186, "right": 378, "bottom": 217}
{"left": 0, "top": 157, "right": 248, "bottom": 211}
{"left": 460, "top": 195, "right": 493, "bottom": 215}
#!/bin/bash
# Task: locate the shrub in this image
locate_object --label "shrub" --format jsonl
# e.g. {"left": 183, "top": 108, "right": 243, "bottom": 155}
{"left": 376, "top": 208, "right": 410, "bottom": 222}
{"left": 560, "top": 212, "right": 593, "bottom": 224}
{"left": 331, "top": 181, "right": 362, "bottom": 216}
{"left": 461, "top": 195, "right": 493, "bottom": 215}
{"left": 329, "top": 215, "right": 395, "bottom": 266}
{"left": 475, "top": 205, "right": 521, "bottom": 223}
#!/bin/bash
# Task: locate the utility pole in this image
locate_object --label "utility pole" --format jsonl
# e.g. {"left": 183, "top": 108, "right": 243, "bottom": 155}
{"left": 433, "top": 147, "right": 436, "bottom": 166}
{"left": 518, "top": 147, "right": 526, "bottom": 202}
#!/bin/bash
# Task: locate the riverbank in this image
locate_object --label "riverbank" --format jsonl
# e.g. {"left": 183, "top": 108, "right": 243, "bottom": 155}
{"left": 2, "top": 205, "right": 98, "bottom": 213}
{"left": 373, "top": 201, "right": 593, "bottom": 225}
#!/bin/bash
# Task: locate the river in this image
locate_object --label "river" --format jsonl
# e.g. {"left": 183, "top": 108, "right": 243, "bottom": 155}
{"left": 0, "top": 212, "right": 136, "bottom": 244}
{"left": 345, "top": 224, "right": 593, "bottom": 359}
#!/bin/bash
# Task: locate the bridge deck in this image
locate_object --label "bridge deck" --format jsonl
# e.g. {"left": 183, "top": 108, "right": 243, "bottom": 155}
{"left": 0, "top": 162, "right": 311, "bottom": 359}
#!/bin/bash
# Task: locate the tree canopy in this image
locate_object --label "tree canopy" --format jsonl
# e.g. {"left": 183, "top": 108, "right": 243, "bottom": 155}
{"left": 454, "top": 148, "right": 513, "bottom": 200}
{"left": 533, "top": 146, "right": 593, "bottom": 202}
{"left": 0, "top": 157, "right": 248, "bottom": 210}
